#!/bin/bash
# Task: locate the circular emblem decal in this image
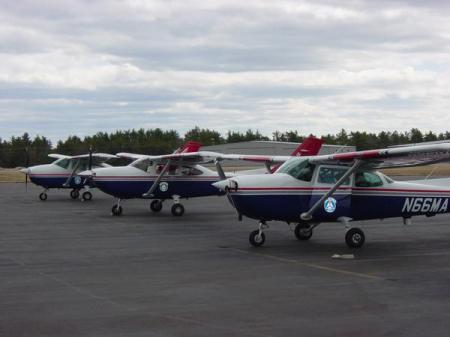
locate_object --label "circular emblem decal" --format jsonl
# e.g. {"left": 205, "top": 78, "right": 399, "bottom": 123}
{"left": 324, "top": 197, "right": 337, "bottom": 213}
{"left": 74, "top": 176, "right": 82, "bottom": 185}
{"left": 159, "top": 182, "right": 169, "bottom": 192}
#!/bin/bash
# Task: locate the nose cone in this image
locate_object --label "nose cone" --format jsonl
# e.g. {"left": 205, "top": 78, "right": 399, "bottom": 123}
{"left": 212, "top": 179, "right": 229, "bottom": 191}
{"left": 212, "top": 178, "right": 239, "bottom": 191}
{"left": 78, "top": 169, "right": 95, "bottom": 178}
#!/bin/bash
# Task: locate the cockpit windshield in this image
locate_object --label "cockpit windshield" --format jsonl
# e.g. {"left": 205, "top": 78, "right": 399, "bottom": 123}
{"left": 276, "top": 158, "right": 316, "bottom": 182}
{"left": 131, "top": 158, "right": 152, "bottom": 172}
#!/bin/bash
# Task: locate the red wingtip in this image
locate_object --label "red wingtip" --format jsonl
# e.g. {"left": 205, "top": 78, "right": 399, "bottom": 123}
{"left": 177, "top": 141, "right": 203, "bottom": 153}
{"left": 291, "top": 135, "right": 323, "bottom": 157}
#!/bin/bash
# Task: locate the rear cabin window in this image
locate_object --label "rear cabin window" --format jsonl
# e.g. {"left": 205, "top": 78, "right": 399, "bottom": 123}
{"left": 318, "top": 167, "right": 351, "bottom": 185}
{"left": 181, "top": 166, "right": 202, "bottom": 175}
{"left": 355, "top": 171, "right": 383, "bottom": 187}
{"left": 277, "top": 159, "right": 316, "bottom": 182}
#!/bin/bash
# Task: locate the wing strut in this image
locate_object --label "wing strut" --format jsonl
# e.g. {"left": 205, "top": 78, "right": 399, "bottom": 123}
{"left": 214, "top": 159, "right": 226, "bottom": 180}
{"left": 142, "top": 160, "right": 172, "bottom": 198}
{"left": 300, "top": 160, "right": 362, "bottom": 221}
{"left": 62, "top": 159, "right": 81, "bottom": 187}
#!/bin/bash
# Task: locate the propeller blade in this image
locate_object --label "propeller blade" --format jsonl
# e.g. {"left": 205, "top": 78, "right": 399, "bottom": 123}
{"left": 24, "top": 146, "right": 30, "bottom": 191}
{"left": 88, "top": 145, "right": 93, "bottom": 171}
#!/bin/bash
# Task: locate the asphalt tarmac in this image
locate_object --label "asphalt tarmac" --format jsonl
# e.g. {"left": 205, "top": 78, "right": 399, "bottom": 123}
{"left": 1, "top": 183, "right": 450, "bottom": 337}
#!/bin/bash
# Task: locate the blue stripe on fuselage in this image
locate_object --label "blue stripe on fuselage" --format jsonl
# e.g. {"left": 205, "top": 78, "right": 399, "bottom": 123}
{"left": 29, "top": 176, "right": 92, "bottom": 189}
{"left": 93, "top": 179, "right": 225, "bottom": 199}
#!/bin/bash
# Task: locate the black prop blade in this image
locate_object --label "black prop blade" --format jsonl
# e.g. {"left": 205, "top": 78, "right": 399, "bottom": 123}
{"left": 88, "top": 145, "right": 93, "bottom": 171}
{"left": 25, "top": 146, "right": 30, "bottom": 191}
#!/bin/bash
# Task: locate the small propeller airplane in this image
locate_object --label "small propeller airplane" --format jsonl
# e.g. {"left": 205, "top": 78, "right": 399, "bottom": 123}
{"left": 79, "top": 136, "right": 323, "bottom": 216}
{"left": 20, "top": 150, "right": 117, "bottom": 201}
{"left": 213, "top": 143, "right": 450, "bottom": 249}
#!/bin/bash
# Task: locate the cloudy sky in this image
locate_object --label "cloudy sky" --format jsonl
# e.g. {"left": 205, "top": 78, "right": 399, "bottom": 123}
{"left": 1, "top": 0, "right": 450, "bottom": 142}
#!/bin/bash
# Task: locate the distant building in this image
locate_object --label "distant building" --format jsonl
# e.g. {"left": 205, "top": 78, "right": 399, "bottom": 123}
{"left": 202, "top": 141, "right": 355, "bottom": 167}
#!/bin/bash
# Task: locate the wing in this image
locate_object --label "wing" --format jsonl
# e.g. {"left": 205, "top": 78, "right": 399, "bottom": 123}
{"left": 70, "top": 153, "right": 118, "bottom": 161}
{"left": 307, "top": 143, "right": 450, "bottom": 169}
{"left": 116, "top": 152, "right": 148, "bottom": 160}
{"left": 48, "top": 154, "right": 70, "bottom": 159}
{"left": 138, "top": 151, "right": 294, "bottom": 165}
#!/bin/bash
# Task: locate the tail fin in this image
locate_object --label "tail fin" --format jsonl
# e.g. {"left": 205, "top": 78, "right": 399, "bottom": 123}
{"left": 175, "top": 141, "right": 203, "bottom": 154}
{"left": 291, "top": 135, "right": 323, "bottom": 156}
{"left": 269, "top": 135, "right": 323, "bottom": 173}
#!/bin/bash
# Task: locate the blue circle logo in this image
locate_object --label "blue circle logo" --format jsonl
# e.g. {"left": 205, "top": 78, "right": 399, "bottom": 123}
{"left": 324, "top": 197, "right": 337, "bottom": 213}
{"left": 159, "top": 182, "right": 169, "bottom": 192}
{"left": 74, "top": 176, "right": 82, "bottom": 185}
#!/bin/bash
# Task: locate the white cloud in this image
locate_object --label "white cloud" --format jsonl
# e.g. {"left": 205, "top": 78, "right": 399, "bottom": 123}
{"left": 0, "top": 0, "right": 450, "bottom": 142}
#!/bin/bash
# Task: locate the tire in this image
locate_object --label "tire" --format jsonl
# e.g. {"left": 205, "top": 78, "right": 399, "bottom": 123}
{"left": 150, "top": 200, "right": 163, "bottom": 212}
{"left": 171, "top": 204, "right": 184, "bottom": 216}
{"left": 249, "top": 230, "right": 266, "bottom": 247}
{"left": 294, "top": 223, "right": 313, "bottom": 240}
{"left": 70, "top": 189, "right": 80, "bottom": 199}
{"left": 111, "top": 205, "right": 123, "bottom": 216}
{"left": 345, "top": 228, "right": 365, "bottom": 248}
{"left": 39, "top": 192, "right": 48, "bottom": 201}
{"left": 82, "top": 191, "right": 92, "bottom": 201}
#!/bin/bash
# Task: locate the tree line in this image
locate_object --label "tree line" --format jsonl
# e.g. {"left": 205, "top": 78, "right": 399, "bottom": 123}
{"left": 1, "top": 126, "right": 449, "bottom": 168}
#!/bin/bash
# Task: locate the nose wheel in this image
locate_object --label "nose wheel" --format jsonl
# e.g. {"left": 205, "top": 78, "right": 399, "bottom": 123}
{"left": 82, "top": 191, "right": 92, "bottom": 201}
{"left": 39, "top": 192, "right": 48, "bottom": 201}
{"left": 249, "top": 221, "right": 268, "bottom": 247}
{"left": 111, "top": 205, "right": 123, "bottom": 216}
{"left": 111, "top": 199, "right": 123, "bottom": 216}
{"left": 345, "top": 227, "right": 365, "bottom": 248}
{"left": 171, "top": 203, "right": 185, "bottom": 216}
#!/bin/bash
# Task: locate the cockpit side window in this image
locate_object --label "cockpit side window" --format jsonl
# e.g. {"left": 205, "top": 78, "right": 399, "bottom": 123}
{"left": 318, "top": 166, "right": 351, "bottom": 185}
{"left": 355, "top": 171, "right": 383, "bottom": 187}
{"left": 277, "top": 159, "right": 316, "bottom": 182}
{"left": 132, "top": 159, "right": 152, "bottom": 172}
{"left": 55, "top": 158, "right": 70, "bottom": 169}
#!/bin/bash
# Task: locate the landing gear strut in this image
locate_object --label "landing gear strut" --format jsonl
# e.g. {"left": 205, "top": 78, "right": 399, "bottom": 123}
{"left": 249, "top": 221, "right": 268, "bottom": 247}
{"left": 70, "top": 189, "right": 80, "bottom": 199}
{"left": 171, "top": 195, "right": 184, "bottom": 216}
{"left": 111, "top": 199, "right": 123, "bottom": 216}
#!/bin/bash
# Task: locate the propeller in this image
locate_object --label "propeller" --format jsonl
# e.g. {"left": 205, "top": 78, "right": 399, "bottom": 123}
{"left": 24, "top": 145, "right": 30, "bottom": 191}
{"left": 88, "top": 145, "right": 93, "bottom": 171}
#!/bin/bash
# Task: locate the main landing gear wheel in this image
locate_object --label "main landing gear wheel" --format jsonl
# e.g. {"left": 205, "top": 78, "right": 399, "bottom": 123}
{"left": 171, "top": 204, "right": 184, "bottom": 216}
{"left": 345, "top": 228, "right": 365, "bottom": 248}
{"left": 295, "top": 223, "right": 313, "bottom": 241}
{"left": 249, "top": 230, "right": 266, "bottom": 247}
{"left": 150, "top": 200, "right": 163, "bottom": 212}
{"left": 39, "top": 192, "right": 48, "bottom": 201}
{"left": 111, "top": 205, "right": 123, "bottom": 216}
{"left": 70, "top": 189, "right": 80, "bottom": 199}
{"left": 82, "top": 191, "right": 92, "bottom": 201}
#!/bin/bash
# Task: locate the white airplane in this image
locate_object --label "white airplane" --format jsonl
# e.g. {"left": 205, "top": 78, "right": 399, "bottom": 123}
{"left": 79, "top": 137, "right": 323, "bottom": 216}
{"left": 212, "top": 143, "right": 450, "bottom": 248}
{"left": 20, "top": 152, "right": 117, "bottom": 201}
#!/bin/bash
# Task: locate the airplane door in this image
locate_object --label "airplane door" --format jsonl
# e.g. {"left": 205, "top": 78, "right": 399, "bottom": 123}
{"left": 310, "top": 165, "right": 353, "bottom": 220}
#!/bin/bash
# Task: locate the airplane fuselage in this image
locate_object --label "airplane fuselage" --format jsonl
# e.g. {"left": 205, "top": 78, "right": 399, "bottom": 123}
{"left": 222, "top": 173, "right": 450, "bottom": 223}
{"left": 90, "top": 165, "right": 226, "bottom": 200}
{"left": 27, "top": 164, "right": 92, "bottom": 189}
